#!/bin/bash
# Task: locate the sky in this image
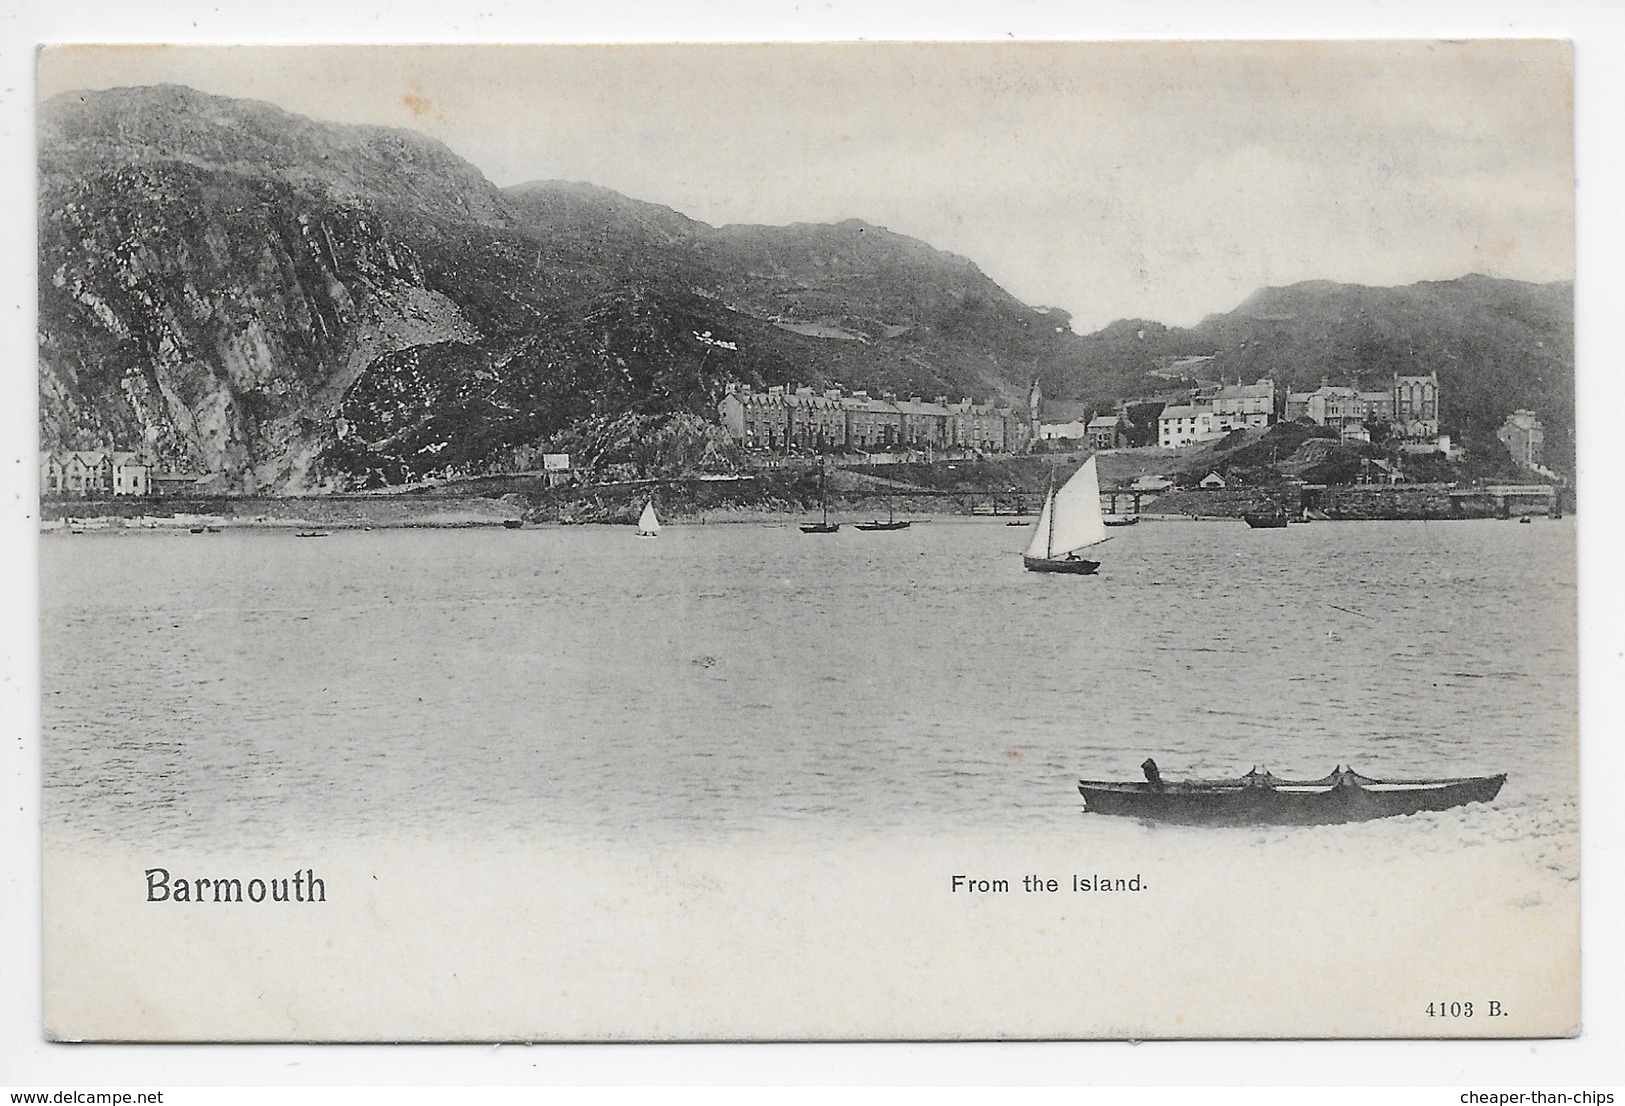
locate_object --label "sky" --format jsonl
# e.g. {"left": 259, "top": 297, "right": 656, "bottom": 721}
{"left": 36, "top": 40, "right": 1574, "bottom": 332}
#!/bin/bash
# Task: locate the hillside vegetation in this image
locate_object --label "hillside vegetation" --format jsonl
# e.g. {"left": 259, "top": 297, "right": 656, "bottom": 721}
{"left": 38, "top": 84, "right": 1574, "bottom": 492}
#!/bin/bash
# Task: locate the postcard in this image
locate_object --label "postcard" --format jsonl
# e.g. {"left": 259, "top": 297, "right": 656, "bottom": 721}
{"left": 35, "top": 40, "right": 1578, "bottom": 1041}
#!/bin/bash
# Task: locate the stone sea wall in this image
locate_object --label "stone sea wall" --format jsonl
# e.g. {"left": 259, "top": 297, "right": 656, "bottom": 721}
{"left": 1143, "top": 483, "right": 1532, "bottom": 521}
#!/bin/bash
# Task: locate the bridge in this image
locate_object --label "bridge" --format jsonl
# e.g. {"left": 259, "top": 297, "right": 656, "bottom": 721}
{"left": 1099, "top": 489, "right": 1155, "bottom": 515}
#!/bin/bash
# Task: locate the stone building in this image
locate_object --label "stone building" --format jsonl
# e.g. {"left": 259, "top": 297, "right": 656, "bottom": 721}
{"left": 1392, "top": 373, "right": 1441, "bottom": 440}
{"left": 1086, "top": 415, "right": 1130, "bottom": 450}
{"left": 1286, "top": 373, "right": 1440, "bottom": 443}
{"left": 1208, "top": 379, "right": 1276, "bottom": 431}
{"left": 717, "top": 383, "right": 1029, "bottom": 454}
{"left": 952, "top": 400, "right": 1014, "bottom": 451}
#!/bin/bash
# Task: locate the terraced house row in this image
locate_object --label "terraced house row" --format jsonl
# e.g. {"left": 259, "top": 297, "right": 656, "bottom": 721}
{"left": 717, "top": 383, "right": 1033, "bottom": 453}
{"left": 40, "top": 449, "right": 150, "bottom": 496}
{"left": 41, "top": 449, "right": 214, "bottom": 497}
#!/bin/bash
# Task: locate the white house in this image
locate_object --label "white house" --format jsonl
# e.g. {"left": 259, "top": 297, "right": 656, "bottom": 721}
{"left": 1039, "top": 418, "right": 1092, "bottom": 442}
{"left": 40, "top": 450, "right": 150, "bottom": 497}
{"left": 1158, "top": 405, "right": 1217, "bottom": 448}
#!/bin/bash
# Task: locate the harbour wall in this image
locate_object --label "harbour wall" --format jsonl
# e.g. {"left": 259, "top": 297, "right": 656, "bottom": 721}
{"left": 1145, "top": 484, "right": 1560, "bottom": 521}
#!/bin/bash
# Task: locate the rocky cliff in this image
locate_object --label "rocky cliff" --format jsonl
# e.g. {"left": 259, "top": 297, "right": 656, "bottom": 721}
{"left": 39, "top": 86, "right": 1078, "bottom": 491}
{"left": 40, "top": 85, "right": 518, "bottom": 490}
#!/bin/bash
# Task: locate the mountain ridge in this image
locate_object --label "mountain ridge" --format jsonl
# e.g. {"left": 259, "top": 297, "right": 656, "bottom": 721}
{"left": 36, "top": 84, "right": 1575, "bottom": 490}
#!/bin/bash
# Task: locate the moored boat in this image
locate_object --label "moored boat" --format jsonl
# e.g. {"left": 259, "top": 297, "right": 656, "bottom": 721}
{"left": 801, "top": 461, "right": 840, "bottom": 534}
{"left": 856, "top": 480, "right": 910, "bottom": 531}
{"left": 1078, "top": 760, "right": 1506, "bottom": 826}
{"left": 1103, "top": 515, "right": 1139, "bottom": 527}
{"left": 1243, "top": 502, "right": 1289, "bottom": 528}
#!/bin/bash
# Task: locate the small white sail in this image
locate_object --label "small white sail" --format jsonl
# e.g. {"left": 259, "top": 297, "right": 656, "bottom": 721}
{"left": 1025, "top": 456, "right": 1106, "bottom": 559}
{"left": 1051, "top": 456, "right": 1107, "bottom": 554}
{"left": 637, "top": 500, "right": 661, "bottom": 537}
{"left": 1023, "top": 492, "right": 1054, "bottom": 559}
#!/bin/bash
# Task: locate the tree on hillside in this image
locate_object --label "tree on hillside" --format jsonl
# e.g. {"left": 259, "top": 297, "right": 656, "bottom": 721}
{"left": 1123, "top": 401, "right": 1164, "bottom": 447}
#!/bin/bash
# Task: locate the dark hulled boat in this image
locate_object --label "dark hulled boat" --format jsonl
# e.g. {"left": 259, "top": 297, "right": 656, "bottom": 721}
{"left": 856, "top": 481, "right": 911, "bottom": 531}
{"left": 1243, "top": 502, "right": 1289, "bottom": 528}
{"left": 1103, "top": 515, "right": 1139, "bottom": 527}
{"left": 1077, "top": 760, "right": 1506, "bottom": 826}
{"left": 1025, "top": 555, "right": 1101, "bottom": 574}
{"left": 801, "top": 460, "right": 840, "bottom": 534}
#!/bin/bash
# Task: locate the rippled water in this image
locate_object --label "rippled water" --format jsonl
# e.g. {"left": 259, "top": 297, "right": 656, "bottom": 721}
{"left": 41, "top": 516, "right": 1577, "bottom": 848}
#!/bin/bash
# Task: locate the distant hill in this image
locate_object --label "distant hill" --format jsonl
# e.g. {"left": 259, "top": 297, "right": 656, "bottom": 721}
{"left": 37, "top": 84, "right": 1574, "bottom": 490}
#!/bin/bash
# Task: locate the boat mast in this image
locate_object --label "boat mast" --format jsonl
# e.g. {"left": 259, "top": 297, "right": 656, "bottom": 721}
{"left": 1044, "top": 465, "right": 1057, "bottom": 558}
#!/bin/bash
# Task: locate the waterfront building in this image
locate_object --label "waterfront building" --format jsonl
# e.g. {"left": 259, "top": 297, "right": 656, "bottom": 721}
{"left": 952, "top": 399, "right": 1013, "bottom": 451}
{"left": 149, "top": 470, "right": 210, "bottom": 496}
{"left": 716, "top": 385, "right": 789, "bottom": 450}
{"left": 895, "top": 395, "right": 954, "bottom": 448}
{"left": 844, "top": 392, "right": 903, "bottom": 450}
{"left": 40, "top": 449, "right": 150, "bottom": 497}
{"left": 793, "top": 387, "right": 848, "bottom": 450}
{"left": 717, "top": 383, "right": 1029, "bottom": 454}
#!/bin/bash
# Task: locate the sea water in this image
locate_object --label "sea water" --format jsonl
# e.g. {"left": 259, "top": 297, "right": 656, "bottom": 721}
{"left": 41, "top": 516, "right": 1577, "bottom": 848}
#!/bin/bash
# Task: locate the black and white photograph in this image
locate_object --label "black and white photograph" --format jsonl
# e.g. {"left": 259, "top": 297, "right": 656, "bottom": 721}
{"left": 25, "top": 35, "right": 1590, "bottom": 1049}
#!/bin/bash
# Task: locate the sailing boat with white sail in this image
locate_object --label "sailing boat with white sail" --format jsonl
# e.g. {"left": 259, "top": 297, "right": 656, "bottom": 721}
{"left": 1022, "top": 455, "right": 1109, "bottom": 574}
{"left": 636, "top": 498, "right": 661, "bottom": 538}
